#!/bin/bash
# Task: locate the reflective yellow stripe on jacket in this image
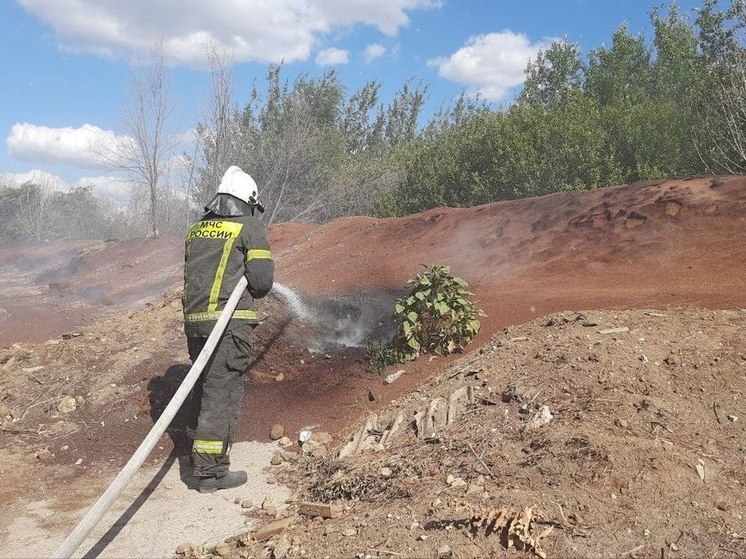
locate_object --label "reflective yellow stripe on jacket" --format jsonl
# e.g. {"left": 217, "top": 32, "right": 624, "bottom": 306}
{"left": 185, "top": 309, "right": 258, "bottom": 322}
{"left": 246, "top": 248, "right": 273, "bottom": 262}
{"left": 184, "top": 220, "right": 244, "bottom": 323}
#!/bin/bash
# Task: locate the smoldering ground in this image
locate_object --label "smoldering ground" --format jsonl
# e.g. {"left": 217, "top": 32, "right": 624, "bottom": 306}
{"left": 268, "top": 283, "right": 403, "bottom": 354}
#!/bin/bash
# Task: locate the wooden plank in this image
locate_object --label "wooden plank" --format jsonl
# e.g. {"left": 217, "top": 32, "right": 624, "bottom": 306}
{"left": 252, "top": 515, "right": 297, "bottom": 541}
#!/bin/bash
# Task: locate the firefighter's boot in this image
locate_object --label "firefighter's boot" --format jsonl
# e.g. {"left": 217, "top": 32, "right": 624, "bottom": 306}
{"left": 198, "top": 470, "right": 248, "bottom": 493}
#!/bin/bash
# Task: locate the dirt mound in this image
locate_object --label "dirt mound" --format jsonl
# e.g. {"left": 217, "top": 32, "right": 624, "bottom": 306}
{"left": 0, "top": 238, "right": 184, "bottom": 347}
{"left": 2, "top": 175, "right": 743, "bottom": 349}
{"left": 0, "top": 175, "right": 745, "bottom": 557}
{"left": 207, "top": 307, "right": 746, "bottom": 559}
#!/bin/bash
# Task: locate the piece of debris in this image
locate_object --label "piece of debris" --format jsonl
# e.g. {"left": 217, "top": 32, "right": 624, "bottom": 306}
{"left": 213, "top": 543, "right": 232, "bottom": 557}
{"left": 696, "top": 459, "right": 706, "bottom": 482}
{"left": 418, "top": 397, "right": 448, "bottom": 439}
{"left": 175, "top": 543, "right": 193, "bottom": 555}
{"left": 35, "top": 449, "right": 52, "bottom": 461}
{"left": 270, "top": 424, "right": 285, "bottom": 440}
{"left": 598, "top": 327, "right": 629, "bottom": 335}
{"left": 621, "top": 544, "right": 645, "bottom": 557}
{"left": 468, "top": 505, "right": 551, "bottom": 559}
{"left": 75, "top": 458, "right": 83, "bottom": 465}
{"left": 501, "top": 381, "right": 536, "bottom": 404}
{"left": 466, "top": 481, "right": 484, "bottom": 495}
{"left": 380, "top": 414, "right": 405, "bottom": 447}
{"left": 339, "top": 414, "right": 379, "bottom": 457}
{"left": 312, "top": 431, "right": 333, "bottom": 445}
{"left": 446, "top": 475, "right": 466, "bottom": 488}
{"left": 298, "top": 501, "right": 343, "bottom": 518}
{"left": 62, "top": 332, "right": 83, "bottom": 339}
{"left": 57, "top": 396, "right": 77, "bottom": 414}
{"left": 272, "top": 535, "right": 291, "bottom": 559}
{"left": 384, "top": 370, "right": 404, "bottom": 384}
{"left": 447, "top": 386, "right": 474, "bottom": 425}
{"left": 277, "top": 437, "right": 293, "bottom": 447}
{"left": 251, "top": 516, "right": 297, "bottom": 542}
{"left": 278, "top": 451, "right": 298, "bottom": 463}
{"left": 527, "top": 405, "right": 554, "bottom": 429}
{"left": 262, "top": 495, "right": 277, "bottom": 516}
{"left": 301, "top": 439, "right": 328, "bottom": 458}
{"left": 728, "top": 415, "right": 738, "bottom": 422}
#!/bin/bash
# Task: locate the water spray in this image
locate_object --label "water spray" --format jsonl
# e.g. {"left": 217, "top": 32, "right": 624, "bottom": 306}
{"left": 272, "top": 283, "right": 378, "bottom": 351}
{"left": 272, "top": 282, "right": 313, "bottom": 321}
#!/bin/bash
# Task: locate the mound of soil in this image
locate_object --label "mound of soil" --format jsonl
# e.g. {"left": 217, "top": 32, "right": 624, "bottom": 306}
{"left": 207, "top": 307, "right": 746, "bottom": 559}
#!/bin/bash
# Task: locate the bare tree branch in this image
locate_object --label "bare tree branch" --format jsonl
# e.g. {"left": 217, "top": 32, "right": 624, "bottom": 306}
{"left": 92, "top": 41, "right": 178, "bottom": 238}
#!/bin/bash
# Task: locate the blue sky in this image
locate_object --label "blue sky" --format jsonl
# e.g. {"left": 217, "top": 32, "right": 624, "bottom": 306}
{"left": 0, "top": 0, "right": 706, "bottom": 203}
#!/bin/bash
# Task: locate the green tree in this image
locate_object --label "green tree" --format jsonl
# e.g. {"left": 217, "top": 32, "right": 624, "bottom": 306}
{"left": 518, "top": 37, "right": 584, "bottom": 107}
{"left": 342, "top": 81, "right": 384, "bottom": 154}
{"left": 648, "top": 4, "right": 704, "bottom": 175}
{"left": 586, "top": 24, "right": 652, "bottom": 106}
{"left": 227, "top": 66, "right": 428, "bottom": 223}
{"left": 695, "top": 0, "right": 744, "bottom": 66}
{"left": 695, "top": 50, "right": 746, "bottom": 173}
{"left": 506, "top": 92, "right": 622, "bottom": 194}
{"left": 375, "top": 111, "right": 506, "bottom": 216}
{"left": 585, "top": 24, "right": 674, "bottom": 181}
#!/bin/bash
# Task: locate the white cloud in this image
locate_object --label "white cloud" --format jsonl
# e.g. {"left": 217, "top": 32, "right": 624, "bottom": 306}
{"left": 18, "top": 0, "right": 441, "bottom": 66}
{"left": 427, "top": 31, "right": 553, "bottom": 101}
{"left": 316, "top": 47, "right": 349, "bottom": 66}
{"left": 363, "top": 43, "right": 386, "bottom": 62}
{"left": 6, "top": 122, "right": 126, "bottom": 168}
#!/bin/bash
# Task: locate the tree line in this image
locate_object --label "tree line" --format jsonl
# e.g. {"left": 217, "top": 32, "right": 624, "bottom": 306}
{"left": 2, "top": 0, "right": 745, "bottom": 240}
{"left": 194, "top": 0, "right": 746, "bottom": 220}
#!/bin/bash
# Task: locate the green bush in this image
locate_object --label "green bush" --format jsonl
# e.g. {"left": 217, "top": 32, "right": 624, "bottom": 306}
{"left": 365, "top": 340, "right": 409, "bottom": 375}
{"left": 367, "top": 265, "right": 484, "bottom": 373}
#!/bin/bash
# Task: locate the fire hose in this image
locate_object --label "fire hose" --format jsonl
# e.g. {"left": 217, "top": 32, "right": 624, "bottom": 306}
{"left": 53, "top": 276, "right": 249, "bottom": 559}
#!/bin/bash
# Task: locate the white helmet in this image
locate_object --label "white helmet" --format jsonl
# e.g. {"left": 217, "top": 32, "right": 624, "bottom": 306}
{"left": 216, "top": 166, "right": 259, "bottom": 205}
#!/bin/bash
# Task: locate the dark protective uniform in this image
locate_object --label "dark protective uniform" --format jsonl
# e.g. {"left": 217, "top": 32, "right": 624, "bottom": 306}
{"left": 182, "top": 193, "right": 274, "bottom": 478}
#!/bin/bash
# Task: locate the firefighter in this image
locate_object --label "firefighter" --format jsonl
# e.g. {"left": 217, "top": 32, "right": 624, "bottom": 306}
{"left": 182, "top": 166, "right": 274, "bottom": 493}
